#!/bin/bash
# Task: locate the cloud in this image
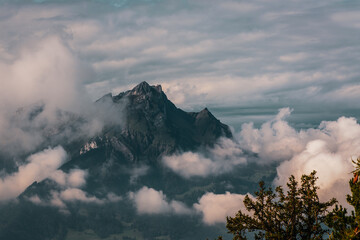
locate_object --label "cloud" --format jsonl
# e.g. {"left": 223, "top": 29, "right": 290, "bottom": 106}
{"left": 332, "top": 11, "right": 360, "bottom": 29}
{"left": 193, "top": 192, "right": 251, "bottom": 225}
{"left": 129, "top": 165, "right": 149, "bottom": 184}
{"left": 0, "top": 36, "right": 96, "bottom": 155}
{"left": 0, "top": 0, "right": 359, "bottom": 118}
{"left": 238, "top": 108, "right": 360, "bottom": 206}
{"left": 46, "top": 188, "right": 122, "bottom": 210}
{"left": 273, "top": 116, "right": 360, "bottom": 207}
{"left": 47, "top": 188, "right": 105, "bottom": 211}
{"left": 106, "top": 192, "right": 123, "bottom": 202}
{"left": 162, "top": 137, "right": 246, "bottom": 178}
{"left": 0, "top": 147, "right": 115, "bottom": 208}
{"left": 28, "top": 195, "right": 42, "bottom": 204}
{"left": 279, "top": 52, "right": 308, "bottom": 62}
{"left": 50, "top": 169, "right": 88, "bottom": 188}
{"left": 30, "top": 167, "right": 122, "bottom": 209}
{"left": 0, "top": 146, "right": 67, "bottom": 201}
{"left": 0, "top": 34, "right": 128, "bottom": 156}
{"left": 219, "top": 1, "right": 259, "bottom": 13}
{"left": 130, "top": 187, "right": 252, "bottom": 225}
{"left": 129, "top": 186, "right": 191, "bottom": 215}
{"left": 163, "top": 109, "right": 360, "bottom": 222}
{"left": 0, "top": 36, "right": 90, "bottom": 112}
{"left": 238, "top": 108, "right": 315, "bottom": 163}
{"left": 59, "top": 188, "right": 104, "bottom": 204}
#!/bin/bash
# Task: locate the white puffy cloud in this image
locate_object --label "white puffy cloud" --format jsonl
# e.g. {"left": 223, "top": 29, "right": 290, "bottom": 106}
{"left": 67, "top": 169, "right": 87, "bottom": 188}
{"left": 26, "top": 162, "right": 122, "bottom": 208}
{"left": 59, "top": 188, "right": 104, "bottom": 204}
{"left": 0, "top": 146, "right": 67, "bottom": 201}
{"left": 129, "top": 186, "right": 191, "bottom": 215}
{"left": 239, "top": 108, "right": 360, "bottom": 206}
{"left": 274, "top": 140, "right": 352, "bottom": 206}
{"left": 193, "top": 192, "right": 251, "bottom": 225}
{"left": 162, "top": 138, "right": 246, "bottom": 178}
{"left": 130, "top": 187, "right": 252, "bottom": 224}
{"left": 50, "top": 169, "right": 88, "bottom": 188}
{"left": 33, "top": 168, "right": 122, "bottom": 209}
{"left": 273, "top": 116, "right": 360, "bottom": 206}
{"left": 238, "top": 108, "right": 329, "bottom": 163}
{"left": 163, "top": 152, "right": 219, "bottom": 178}
{"left": 182, "top": 109, "right": 360, "bottom": 217}
{"left": 46, "top": 188, "right": 122, "bottom": 210}
{"left": 48, "top": 189, "right": 105, "bottom": 211}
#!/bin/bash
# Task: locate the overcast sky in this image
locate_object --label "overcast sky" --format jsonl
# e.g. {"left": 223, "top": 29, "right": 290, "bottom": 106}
{"left": 0, "top": 0, "right": 359, "bottom": 128}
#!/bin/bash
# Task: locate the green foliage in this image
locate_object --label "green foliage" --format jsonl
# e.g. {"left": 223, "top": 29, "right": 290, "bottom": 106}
{"left": 225, "top": 171, "right": 336, "bottom": 240}
{"left": 326, "top": 157, "right": 360, "bottom": 239}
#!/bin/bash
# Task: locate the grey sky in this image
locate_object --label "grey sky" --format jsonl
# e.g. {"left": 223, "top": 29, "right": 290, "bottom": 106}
{"left": 0, "top": 0, "right": 359, "bottom": 128}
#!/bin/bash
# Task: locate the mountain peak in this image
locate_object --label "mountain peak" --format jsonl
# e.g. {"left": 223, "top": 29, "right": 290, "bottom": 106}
{"left": 197, "top": 107, "right": 215, "bottom": 119}
{"left": 200, "top": 107, "right": 209, "bottom": 113}
{"left": 130, "top": 81, "right": 159, "bottom": 95}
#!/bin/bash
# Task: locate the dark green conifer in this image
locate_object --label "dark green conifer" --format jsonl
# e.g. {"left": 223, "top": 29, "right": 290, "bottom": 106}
{"left": 326, "top": 157, "right": 360, "bottom": 239}
{"left": 225, "top": 171, "right": 336, "bottom": 240}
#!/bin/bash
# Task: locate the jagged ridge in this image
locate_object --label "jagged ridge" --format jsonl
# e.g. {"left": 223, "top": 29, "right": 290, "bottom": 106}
{"left": 93, "top": 81, "right": 232, "bottom": 163}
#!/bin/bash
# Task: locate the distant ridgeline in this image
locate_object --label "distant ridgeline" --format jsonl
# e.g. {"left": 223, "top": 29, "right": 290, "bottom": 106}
{"left": 0, "top": 82, "right": 273, "bottom": 240}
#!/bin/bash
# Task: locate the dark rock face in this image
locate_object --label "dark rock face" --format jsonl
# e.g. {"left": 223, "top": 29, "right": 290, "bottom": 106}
{"left": 92, "top": 81, "right": 232, "bottom": 163}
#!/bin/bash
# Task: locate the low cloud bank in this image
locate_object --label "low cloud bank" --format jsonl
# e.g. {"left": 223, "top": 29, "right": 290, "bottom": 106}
{"left": 162, "top": 138, "right": 246, "bottom": 178}
{"left": 164, "top": 108, "right": 360, "bottom": 207}
{"left": 0, "top": 146, "right": 67, "bottom": 201}
{"left": 0, "top": 145, "right": 121, "bottom": 207}
{"left": 129, "top": 186, "right": 251, "bottom": 225}
{"left": 35, "top": 166, "right": 122, "bottom": 209}
{"left": 29, "top": 166, "right": 122, "bottom": 210}
{"left": 129, "top": 186, "right": 191, "bottom": 215}
{"left": 27, "top": 162, "right": 121, "bottom": 209}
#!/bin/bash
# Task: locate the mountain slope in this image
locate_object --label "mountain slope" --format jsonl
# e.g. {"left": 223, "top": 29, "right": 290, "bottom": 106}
{"left": 0, "top": 81, "right": 244, "bottom": 240}
{"left": 93, "top": 81, "right": 232, "bottom": 162}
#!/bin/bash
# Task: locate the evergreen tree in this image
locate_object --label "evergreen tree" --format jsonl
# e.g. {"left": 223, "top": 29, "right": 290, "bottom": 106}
{"left": 326, "top": 157, "right": 360, "bottom": 239}
{"left": 225, "top": 171, "right": 336, "bottom": 240}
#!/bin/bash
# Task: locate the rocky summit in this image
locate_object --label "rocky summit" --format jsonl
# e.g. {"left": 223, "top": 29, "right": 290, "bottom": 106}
{"left": 90, "top": 81, "right": 232, "bottom": 163}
